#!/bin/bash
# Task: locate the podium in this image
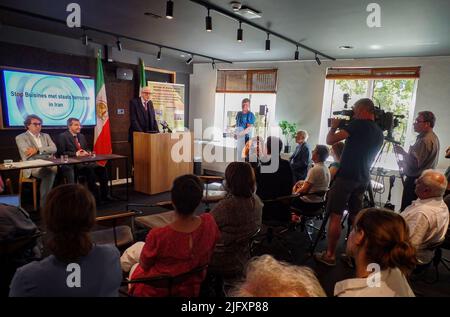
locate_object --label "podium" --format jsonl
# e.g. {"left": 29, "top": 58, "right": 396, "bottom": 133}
{"left": 133, "top": 132, "right": 193, "bottom": 195}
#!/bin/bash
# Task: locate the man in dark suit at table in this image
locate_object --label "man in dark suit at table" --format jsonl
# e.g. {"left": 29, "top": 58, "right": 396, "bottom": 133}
{"left": 128, "top": 86, "right": 160, "bottom": 144}
{"left": 57, "top": 117, "right": 110, "bottom": 203}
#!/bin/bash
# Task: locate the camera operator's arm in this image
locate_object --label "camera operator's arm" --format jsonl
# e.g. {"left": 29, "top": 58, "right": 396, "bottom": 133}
{"left": 326, "top": 119, "right": 349, "bottom": 145}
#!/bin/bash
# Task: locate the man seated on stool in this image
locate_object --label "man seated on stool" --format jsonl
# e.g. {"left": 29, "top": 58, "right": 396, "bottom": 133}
{"left": 292, "top": 145, "right": 330, "bottom": 214}
{"left": 401, "top": 169, "right": 449, "bottom": 266}
{"left": 15, "top": 114, "right": 57, "bottom": 208}
{"left": 57, "top": 118, "right": 110, "bottom": 204}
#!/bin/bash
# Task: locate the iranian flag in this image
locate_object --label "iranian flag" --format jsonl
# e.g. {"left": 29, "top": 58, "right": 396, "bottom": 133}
{"left": 93, "top": 50, "right": 112, "bottom": 166}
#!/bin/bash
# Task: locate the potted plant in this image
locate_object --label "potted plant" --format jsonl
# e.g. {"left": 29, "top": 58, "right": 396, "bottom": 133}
{"left": 278, "top": 120, "right": 297, "bottom": 153}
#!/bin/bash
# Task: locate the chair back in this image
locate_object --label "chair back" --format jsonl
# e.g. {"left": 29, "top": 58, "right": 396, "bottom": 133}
{"left": 124, "top": 264, "right": 208, "bottom": 297}
{"left": 262, "top": 194, "right": 297, "bottom": 224}
{"left": 93, "top": 210, "right": 142, "bottom": 248}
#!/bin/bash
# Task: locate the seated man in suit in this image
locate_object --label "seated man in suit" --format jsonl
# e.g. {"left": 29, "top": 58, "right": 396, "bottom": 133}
{"left": 254, "top": 136, "right": 294, "bottom": 222}
{"left": 57, "top": 118, "right": 110, "bottom": 203}
{"left": 15, "top": 114, "right": 57, "bottom": 208}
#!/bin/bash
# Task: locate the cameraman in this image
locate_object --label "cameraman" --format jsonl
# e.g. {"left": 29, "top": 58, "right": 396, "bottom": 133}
{"left": 314, "top": 98, "right": 383, "bottom": 266}
{"left": 394, "top": 111, "right": 440, "bottom": 211}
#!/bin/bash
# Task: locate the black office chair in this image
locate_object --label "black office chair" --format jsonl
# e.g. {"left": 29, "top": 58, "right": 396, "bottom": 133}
{"left": 121, "top": 264, "right": 209, "bottom": 297}
{"left": 252, "top": 194, "right": 297, "bottom": 261}
{"left": 290, "top": 191, "right": 328, "bottom": 243}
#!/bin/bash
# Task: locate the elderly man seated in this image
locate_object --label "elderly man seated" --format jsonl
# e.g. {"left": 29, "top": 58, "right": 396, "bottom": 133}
{"left": 401, "top": 169, "right": 449, "bottom": 265}
{"left": 292, "top": 145, "right": 330, "bottom": 214}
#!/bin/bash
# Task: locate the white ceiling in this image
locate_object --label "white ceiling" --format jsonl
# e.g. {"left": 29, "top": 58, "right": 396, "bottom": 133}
{"left": 0, "top": 0, "right": 449, "bottom": 63}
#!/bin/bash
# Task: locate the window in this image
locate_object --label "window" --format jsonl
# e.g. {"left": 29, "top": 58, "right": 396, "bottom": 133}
{"left": 213, "top": 69, "right": 277, "bottom": 144}
{"left": 214, "top": 93, "right": 277, "bottom": 142}
{"left": 319, "top": 67, "right": 420, "bottom": 170}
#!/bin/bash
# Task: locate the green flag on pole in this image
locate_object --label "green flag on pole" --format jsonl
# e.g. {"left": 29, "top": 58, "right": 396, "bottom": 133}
{"left": 139, "top": 58, "right": 146, "bottom": 94}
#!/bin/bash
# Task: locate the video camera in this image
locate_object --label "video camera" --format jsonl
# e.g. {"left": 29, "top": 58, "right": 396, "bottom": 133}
{"left": 328, "top": 94, "right": 404, "bottom": 139}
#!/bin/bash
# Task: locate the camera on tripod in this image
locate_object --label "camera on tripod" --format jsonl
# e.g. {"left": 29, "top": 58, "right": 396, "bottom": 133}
{"left": 327, "top": 93, "right": 405, "bottom": 138}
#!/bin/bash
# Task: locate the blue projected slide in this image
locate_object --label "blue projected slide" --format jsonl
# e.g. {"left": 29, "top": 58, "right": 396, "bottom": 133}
{"left": 1, "top": 69, "right": 96, "bottom": 127}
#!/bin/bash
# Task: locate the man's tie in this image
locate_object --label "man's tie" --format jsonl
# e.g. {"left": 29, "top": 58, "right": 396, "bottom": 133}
{"left": 74, "top": 135, "right": 82, "bottom": 151}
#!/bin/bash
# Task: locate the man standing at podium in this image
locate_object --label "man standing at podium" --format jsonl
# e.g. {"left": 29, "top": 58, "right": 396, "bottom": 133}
{"left": 129, "top": 86, "right": 160, "bottom": 143}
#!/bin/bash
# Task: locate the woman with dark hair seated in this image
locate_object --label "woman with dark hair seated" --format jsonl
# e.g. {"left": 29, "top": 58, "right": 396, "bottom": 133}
{"left": 210, "top": 162, "right": 263, "bottom": 276}
{"left": 125, "top": 175, "right": 220, "bottom": 297}
{"left": 9, "top": 184, "right": 122, "bottom": 297}
{"left": 334, "top": 208, "right": 416, "bottom": 297}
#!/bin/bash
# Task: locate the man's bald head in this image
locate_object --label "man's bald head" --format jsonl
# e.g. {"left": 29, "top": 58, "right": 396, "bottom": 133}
{"left": 353, "top": 98, "right": 375, "bottom": 120}
{"left": 415, "top": 169, "right": 448, "bottom": 199}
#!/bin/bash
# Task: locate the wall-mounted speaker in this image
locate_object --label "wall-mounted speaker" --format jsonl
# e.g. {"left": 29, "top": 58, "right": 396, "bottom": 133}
{"left": 116, "top": 68, "right": 133, "bottom": 80}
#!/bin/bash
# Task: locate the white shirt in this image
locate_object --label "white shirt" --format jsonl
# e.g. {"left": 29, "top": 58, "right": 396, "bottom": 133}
{"left": 334, "top": 268, "right": 415, "bottom": 297}
{"left": 27, "top": 130, "right": 42, "bottom": 149}
{"left": 301, "top": 162, "right": 330, "bottom": 203}
{"left": 401, "top": 197, "right": 449, "bottom": 264}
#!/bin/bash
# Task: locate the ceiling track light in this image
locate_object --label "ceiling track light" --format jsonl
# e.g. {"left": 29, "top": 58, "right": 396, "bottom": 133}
{"left": 166, "top": 0, "right": 174, "bottom": 19}
{"left": 205, "top": 8, "right": 212, "bottom": 32}
{"left": 237, "top": 21, "right": 243, "bottom": 42}
{"left": 265, "top": 33, "right": 271, "bottom": 51}
{"left": 157, "top": 47, "right": 162, "bottom": 60}
{"left": 211, "top": 59, "right": 216, "bottom": 70}
{"left": 294, "top": 45, "right": 299, "bottom": 60}
{"left": 315, "top": 53, "right": 321, "bottom": 65}
{"left": 116, "top": 38, "right": 122, "bottom": 51}
{"left": 186, "top": 56, "right": 193, "bottom": 64}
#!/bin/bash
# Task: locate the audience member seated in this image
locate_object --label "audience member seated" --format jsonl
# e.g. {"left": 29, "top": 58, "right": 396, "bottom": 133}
{"left": 254, "top": 136, "right": 294, "bottom": 222}
{"left": 230, "top": 254, "right": 325, "bottom": 297}
{"left": 15, "top": 114, "right": 57, "bottom": 208}
{"left": 0, "top": 174, "right": 4, "bottom": 193}
{"left": 120, "top": 175, "right": 220, "bottom": 297}
{"left": 401, "top": 169, "right": 449, "bottom": 265}
{"left": 328, "top": 141, "right": 345, "bottom": 183}
{"left": 290, "top": 130, "right": 311, "bottom": 182}
{"left": 0, "top": 203, "right": 40, "bottom": 296}
{"left": 57, "top": 117, "right": 110, "bottom": 203}
{"left": 9, "top": 184, "right": 122, "bottom": 297}
{"left": 334, "top": 208, "right": 416, "bottom": 297}
{"left": 210, "top": 162, "right": 262, "bottom": 276}
{"left": 292, "top": 145, "right": 330, "bottom": 214}
{"left": 243, "top": 136, "right": 264, "bottom": 164}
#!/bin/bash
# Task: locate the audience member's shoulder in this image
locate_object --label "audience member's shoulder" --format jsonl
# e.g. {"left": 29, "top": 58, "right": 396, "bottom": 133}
{"left": 92, "top": 244, "right": 120, "bottom": 259}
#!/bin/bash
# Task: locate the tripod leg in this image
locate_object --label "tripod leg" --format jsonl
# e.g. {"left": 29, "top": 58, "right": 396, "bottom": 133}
{"left": 367, "top": 182, "right": 375, "bottom": 207}
{"left": 309, "top": 209, "right": 329, "bottom": 254}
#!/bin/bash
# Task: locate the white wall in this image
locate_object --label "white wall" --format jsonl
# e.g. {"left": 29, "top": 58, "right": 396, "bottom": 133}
{"left": 190, "top": 56, "right": 450, "bottom": 169}
{"left": 189, "top": 56, "right": 450, "bottom": 210}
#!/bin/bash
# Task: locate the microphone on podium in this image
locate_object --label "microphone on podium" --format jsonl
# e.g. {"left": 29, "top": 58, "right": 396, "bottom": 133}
{"left": 159, "top": 120, "right": 172, "bottom": 133}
